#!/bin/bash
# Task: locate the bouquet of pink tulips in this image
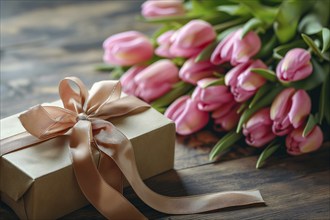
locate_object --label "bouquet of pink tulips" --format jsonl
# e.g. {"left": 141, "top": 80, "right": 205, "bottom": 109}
{"left": 99, "top": 0, "right": 330, "bottom": 168}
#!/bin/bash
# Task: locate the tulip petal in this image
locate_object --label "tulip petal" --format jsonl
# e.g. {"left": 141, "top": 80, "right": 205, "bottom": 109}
{"left": 225, "top": 62, "right": 250, "bottom": 86}
{"left": 231, "top": 31, "right": 261, "bottom": 65}
{"left": 175, "top": 99, "right": 209, "bottom": 135}
{"left": 157, "top": 30, "right": 176, "bottom": 44}
{"left": 300, "top": 126, "right": 323, "bottom": 153}
{"left": 270, "top": 88, "right": 295, "bottom": 120}
{"left": 238, "top": 71, "right": 266, "bottom": 91}
{"left": 211, "top": 101, "right": 236, "bottom": 119}
{"left": 142, "top": 0, "right": 185, "bottom": 18}
{"left": 137, "top": 83, "right": 172, "bottom": 102}
{"left": 291, "top": 62, "right": 313, "bottom": 81}
{"left": 120, "top": 66, "right": 145, "bottom": 95}
{"left": 288, "top": 90, "right": 311, "bottom": 128}
{"left": 135, "top": 60, "right": 179, "bottom": 86}
{"left": 210, "top": 31, "right": 236, "bottom": 65}
{"left": 164, "top": 95, "right": 190, "bottom": 120}
{"left": 245, "top": 108, "right": 272, "bottom": 129}
{"left": 174, "top": 20, "right": 215, "bottom": 48}
{"left": 200, "top": 86, "right": 232, "bottom": 103}
{"left": 214, "top": 106, "right": 240, "bottom": 131}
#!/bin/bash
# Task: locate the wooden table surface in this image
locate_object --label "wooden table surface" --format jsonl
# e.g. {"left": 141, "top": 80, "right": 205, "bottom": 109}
{"left": 1, "top": 1, "right": 329, "bottom": 219}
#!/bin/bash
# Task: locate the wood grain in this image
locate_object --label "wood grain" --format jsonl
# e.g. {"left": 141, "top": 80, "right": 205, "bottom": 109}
{"left": 1, "top": 1, "right": 329, "bottom": 220}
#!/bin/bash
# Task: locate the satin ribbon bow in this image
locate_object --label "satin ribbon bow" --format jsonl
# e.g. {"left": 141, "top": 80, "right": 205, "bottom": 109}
{"left": 1, "top": 77, "right": 264, "bottom": 219}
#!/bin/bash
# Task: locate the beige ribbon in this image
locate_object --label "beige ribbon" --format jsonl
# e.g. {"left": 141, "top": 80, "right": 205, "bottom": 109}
{"left": 1, "top": 77, "right": 264, "bottom": 219}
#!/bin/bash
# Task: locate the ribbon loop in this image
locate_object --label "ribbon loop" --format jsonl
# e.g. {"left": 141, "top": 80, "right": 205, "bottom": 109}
{"left": 59, "top": 77, "right": 89, "bottom": 113}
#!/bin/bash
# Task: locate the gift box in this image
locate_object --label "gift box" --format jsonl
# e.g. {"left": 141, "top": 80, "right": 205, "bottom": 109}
{"left": 0, "top": 98, "right": 175, "bottom": 219}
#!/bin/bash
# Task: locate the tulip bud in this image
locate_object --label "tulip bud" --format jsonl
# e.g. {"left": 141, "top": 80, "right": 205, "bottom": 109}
{"left": 103, "top": 31, "right": 153, "bottom": 66}
{"left": 192, "top": 78, "right": 233, "bottom": 111}
{"left": 141, "top": 0, "right": 185, "bottom": 18}
{"left": 270, "top": 88, "right": 311, "bottom": 136}
{"left": 286, "top": 125, "right": 323, "bottom": 155}
{"left": 212, "top": 104, "right": 240, "bottom": 132}
{"left": 165, "top": 95, "right": 209, "bottom": 135}
{"left": 211, "top": 29, "right": 261, "bottom": 66}
{"left": 155, "top": 30, "right": 176, "bottom": 58}
{"left": 225, "top": 60, "right": 267, "bottom": 102}
{"left": 243, "top": 108, "right": 276, "bottom": 147}
{"left": 134, "top": 59, "right": 179, "bottom": 102}
{"left": 179, "top": 59, "right": 223, "bottom": 85}
{"left": 156, "top": 20, "right": 216, "bottom": 58}
{"left": 120, "top": 66, "right": 146, "bottom": 96}
{"left": 276, "top": 48, "right": 313, "bottom": 82}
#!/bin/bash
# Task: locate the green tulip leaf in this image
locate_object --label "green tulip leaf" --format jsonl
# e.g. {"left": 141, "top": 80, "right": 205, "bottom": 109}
{"left": 110, "top": 69, "right": 125, "bottom": 79}
{"left": 322, "top": 27, "right": 330, "bottom": 53}
{"left": 301, "top": 33, "right": 328, "bottom": 61}
{"left": 217, "top": 25, "right": 243, "bottom": 41}
{"left": 209, "top": 131, "right": 242, "bottom": 161}
{"left": 151, "top": 81, "right": 193, "bottom": 109}
{"left": 195, "top": 41, "right": 218, "bottom": 62}
{"left": 298, "top": 13, "right": 323, "bottom": 35}
{"left": 273, "top": 40, "right": 306, "bottom": 59}
{"left": 256, "top": 142, "right": 281, "bottom": 169}
{"left": 257, "top": 34, "right": 277, "bottom": 59}
{"left": 237, "top": 101, "right": 249, "bottom": 114}
{"left": 251, "top": 68, "right": 277, "bottom": 82}
{"left": 283, "top": 59, "right": 325, "bottom": 91}
{"left": 239, "top": 1, "right": 278, "bottom": 25}
{"left": 213, "top": 17, "right": 249, "bottom": 33}
{"left": 171, "top": 57, "right": 186, "bottom": 66}
{"left": 217, "top": 4, "right": 250, "bottom": 16}
{"left": 203, "top": 77, "right": 225, "bottom": 88}
{"left": 241, "top": 18, "right": 264, "bottom": 38}
{"left": 274, "top": 0, "right": 312, "bottom": 43}
{"left": 319, "top": 67, "right": 330, "bottom": 124}
{"left": 236, "top": 85, "right": 284, "bottom": 133}
{"left": 303, "top": 114, "right": 318, "bottom": 137}
{"left": 249, "top": 83, "right": 273, "bottom": 109}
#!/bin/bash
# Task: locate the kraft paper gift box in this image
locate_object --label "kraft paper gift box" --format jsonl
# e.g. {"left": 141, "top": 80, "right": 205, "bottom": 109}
{"left": 0, "top": 100, "right": 175, "bottom": 220}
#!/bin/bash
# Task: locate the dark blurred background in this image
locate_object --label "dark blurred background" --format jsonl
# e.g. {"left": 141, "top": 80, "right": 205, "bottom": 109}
{"left": 0, "top": 0, "right": 154, "bottom": 118}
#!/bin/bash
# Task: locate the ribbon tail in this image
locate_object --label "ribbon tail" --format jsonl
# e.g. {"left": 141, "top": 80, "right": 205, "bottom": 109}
{"left": 69, "top": 120, "right": 147, "bottom": 220}
{"left": 98, "top": 151, "right": 124, "bottom": 194}
{"left": 96, "top": 122, "right": 265, "bottom": 215}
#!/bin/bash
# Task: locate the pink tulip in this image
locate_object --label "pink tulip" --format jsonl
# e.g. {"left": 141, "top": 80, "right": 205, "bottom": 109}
{"left": 170, "top": 20, "right": 216, "bottom": 57}
{"left": 141, "top": 0, "right": 185, "bottom": 18}
{"left": 192, "top": 78, "right": 233, "bottom": 111}
{"left": 243, "top": 108, "right": 276, "bottom": 147}
{"left": 155, "top": 30, "right": 176, "bottom": 58}
{"left": 120, "top": 66, "right": 146, "bottom": 96}
{"left": 276, "top": 48, "right": 313, "bottom": 82}
{"left": 134, "top": 59, "right": 179, "bottom": 102}
{"left": 270, "top": 88, "right": 311, "bottom": 136}
{"left": 165, "top": 95, "right": 209, "bottom": 135}
{"left": 225, "top": 60, "right": 267, "bottom": 102}
{"left": 212, "top": 104, "right": 240, "bottom": 132}
{"left": 179, "top": 59, "right": 223, "bottom": 85}
{"left": 286, "top": 125, "right": 323, "bottom": 155}
{"left": 156, "top": 20, "right": 216, "bottom": 58}
{"left": 103, "top": 31, "right": 153, "bottom": 66}
{"left": 211, "top": 29, "right": 261, "bottom": 66}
